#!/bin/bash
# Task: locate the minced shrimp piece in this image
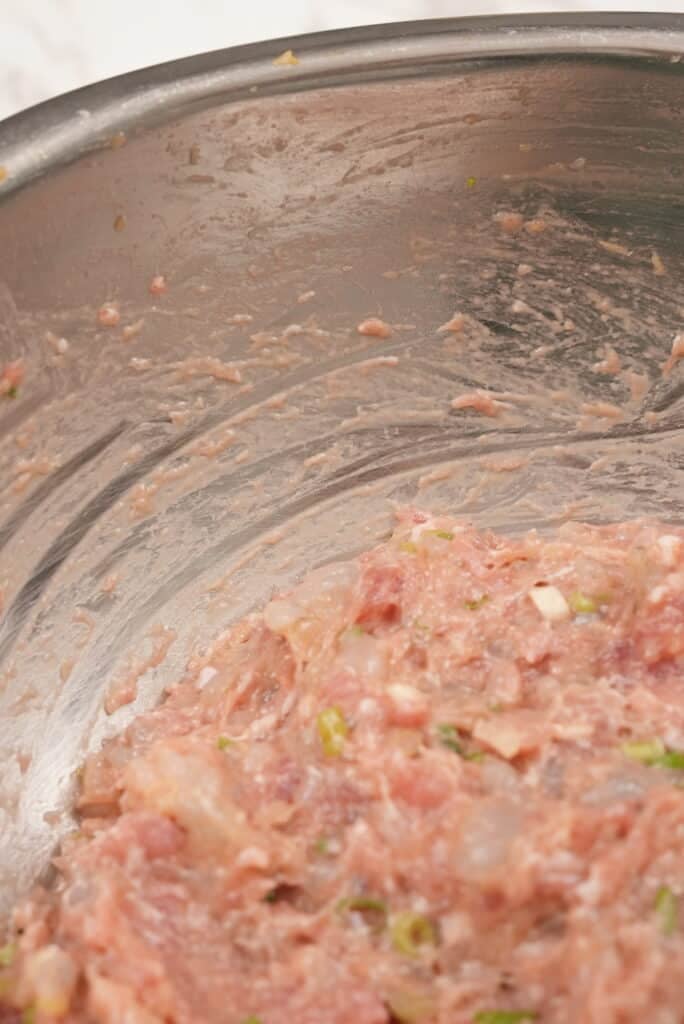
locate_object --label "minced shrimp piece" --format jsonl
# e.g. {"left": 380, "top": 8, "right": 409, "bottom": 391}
{"left": 357, "top": 317, "right": 393, "bottom": 339}
{"left": 4, "top": 515, "right": 684, "bottom": 1023}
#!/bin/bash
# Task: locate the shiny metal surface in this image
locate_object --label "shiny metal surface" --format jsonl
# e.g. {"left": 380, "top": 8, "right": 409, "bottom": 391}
{"left": 0, "top": 14, "right": 683, "bottom": 912}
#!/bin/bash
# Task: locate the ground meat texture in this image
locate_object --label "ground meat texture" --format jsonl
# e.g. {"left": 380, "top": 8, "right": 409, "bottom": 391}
{"left": 3, "top": 513, "right": 684, "bottom": 1023}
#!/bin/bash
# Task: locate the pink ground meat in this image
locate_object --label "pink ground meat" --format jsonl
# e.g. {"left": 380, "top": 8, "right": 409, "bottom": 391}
{"left": 3, "top": 512, "right": 684, "bottom": 1023}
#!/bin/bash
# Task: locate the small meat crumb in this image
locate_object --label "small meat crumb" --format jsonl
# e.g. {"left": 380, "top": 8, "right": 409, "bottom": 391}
{"left": 97, "top": 303, "right": 120, "bottom": 327}
{"left": 592, "top": 344, "right": 621, "bottom": 376}
{"left": 598, "top": 239, "right": 631, "bottom": 257}
{"left": 357, "top": 317, "right": 393, "bottom": 339}
{"left": 45, "top": 331, "right": 69, "bottom": 355}
{"left": 101, "top": 574, "right": 120, "bottom": 595}
{"left": 494, "top": 211, "right": 524, "bottom": 235}
{"left": 437, "top": 313, "right": 465, "bottom": 334}
{"left": 0, "top": 360, "right": 24, "bottom": 397}
{"left": 122, "top": 319, "right": 145, "bottom": 342}
{"left": 451, "top": 390, "right": 507, "bottom": 417}
{"left": 525, "top": 218, "right": 548, "bottom": 235}
{"left": 622, "top": 369, "right": 650, "bottom": 402}
{"left": 580, "top": 400, "right": 624, "bottom": 420}
{"left": 297, "top": 290, "right": 316, "bottom": 304}
{"left": 149, "top": 275, "right": 167, "bottom": 296}
{"left": 662, "top": 332, "right": 684, "bottom": 377}
{"left": 651, "top": 250, "right": 666, "bottom": 276}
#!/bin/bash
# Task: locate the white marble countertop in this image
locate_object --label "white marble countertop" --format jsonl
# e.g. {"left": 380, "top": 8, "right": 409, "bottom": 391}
{"left": 2, "top": 0, "right": 683, "bottom": 122}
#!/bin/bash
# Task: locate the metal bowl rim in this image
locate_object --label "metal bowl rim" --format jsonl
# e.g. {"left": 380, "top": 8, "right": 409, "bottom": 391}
{"left": 1, "top": 12, "right": 684, "bottom": 195}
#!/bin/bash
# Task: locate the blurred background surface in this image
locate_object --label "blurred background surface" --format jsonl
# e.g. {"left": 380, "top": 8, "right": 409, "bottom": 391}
{"left": 2, "top": 0, "right": 683, "bottom": 122}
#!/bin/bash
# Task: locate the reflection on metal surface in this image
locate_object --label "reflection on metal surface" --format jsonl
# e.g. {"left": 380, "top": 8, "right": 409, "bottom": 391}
{"left": 0, "top": 16, "right": 683, "bottom": 913}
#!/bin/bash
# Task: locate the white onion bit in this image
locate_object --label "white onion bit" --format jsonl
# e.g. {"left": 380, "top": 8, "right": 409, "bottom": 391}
{"left": 528, "top": 585, "right": 570, "bottom": 622}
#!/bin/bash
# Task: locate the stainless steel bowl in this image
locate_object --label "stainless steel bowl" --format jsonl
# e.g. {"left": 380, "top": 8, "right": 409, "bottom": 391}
{"left": 1, "top": 14, "right": 683, "bottom": 913}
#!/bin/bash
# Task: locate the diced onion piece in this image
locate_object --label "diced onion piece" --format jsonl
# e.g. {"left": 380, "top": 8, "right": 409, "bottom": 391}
{"left": 528, "top": 585, "right": 570, "bottom": 622}
{"left": 387, "top": 684, "right": 429, "bottom": 726}
{"left": 263, "top": 598, "right": 303, "bottom": 633}
{"left": 24, "top": 945, "right": 78, "bottom": 1017}
{"left": 386, "top": 986, "right": 437, "bottom": 1022}
{"left": 658, "top": 534, "right": 682, "bottom": 568}
{"left": 316, "top": 706, "right": 348, "bottom": 756}
{"left": 457, "top": 799, "right": 522, "bottom": 879}
{"left": 390, "top": 912, "right": 436, "bottom": 956}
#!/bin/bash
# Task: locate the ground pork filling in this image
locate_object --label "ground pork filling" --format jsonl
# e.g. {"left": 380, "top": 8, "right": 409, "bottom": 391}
{"left": 3, "top": 510, "right": 684, "bottom": 1024}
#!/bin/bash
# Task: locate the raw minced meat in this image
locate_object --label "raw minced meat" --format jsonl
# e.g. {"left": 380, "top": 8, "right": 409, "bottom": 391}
{"left": 3, "top": 511, "right": 684, "bottom": 1023}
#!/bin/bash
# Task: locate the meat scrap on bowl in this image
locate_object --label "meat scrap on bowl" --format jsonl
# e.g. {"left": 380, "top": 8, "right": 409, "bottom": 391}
{"left": 3, "top": 512, "right": 684, "bottom": 1023}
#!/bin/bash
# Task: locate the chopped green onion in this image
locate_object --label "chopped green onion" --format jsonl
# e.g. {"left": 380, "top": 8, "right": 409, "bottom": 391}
{"left": 390, "top": 912, "right": 436, "bottom": 956}
{"left": 242, "top": 1017, "right": 262, "bottom": 1024}
{"left": 474, "top": 1012, "right": 537, "bottom": 1024}
{"left": 0, "top": 943, "right": 15, "bottom": 967}
{"left": 655, "top": 885, "right": 678, "bottom": 935}
{"left": 423, "top": 529, "right": 454, "bottom": 541}
{"left": 337, "top": 896, "right": 388, "bottom": 915}
{"left": 317, "top": 706, "right": 348, "bottom": 757}
{"left": 263, "top": 889, "right": 278, "bottom": 903}
{"left": 21, "top": 1009, "right": 36, "bottom": 1024}
{"left": 622, "top": 739, "right": 684, "bottom": 771}
{"left": 466, "top": 176, "right": 477, "bottom": 188}
{"left": 568, "top": 591, "right": 598, "bottom": 614}
{"left": 658, "top": 750, "right": 684, "bottom": 771}
{"left": 412, "top": 620, "right": 430, "bottom": 632}
{"left": 621, "top": 739, "right": 666, "bottom": 765}
{"left": 437, "top": 724, "right": 462, "bottom": 754}
{"left": 464, "top": 594, "right": 489, "bottom": 611}
{"left": 216, "top": 735, "right": 233, "bottom": 751}
{"left": 400, "top": 541, "right": 418, "bottom": 554}
{"left": 463, "top": 750, "right": 486, "bottom": 762}
{"left": 314, "top": 837, "right": 329, "bottom": 855}
{"left": 6, "top": 386, "right": 17, "bottom": 400}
